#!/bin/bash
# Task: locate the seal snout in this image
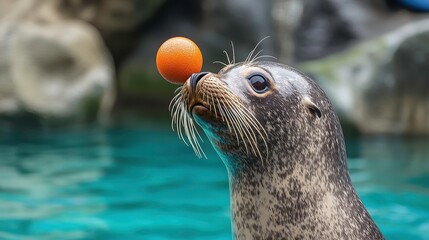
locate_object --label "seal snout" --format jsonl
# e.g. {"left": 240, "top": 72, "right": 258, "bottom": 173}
{"left": 190, "top": 72, "right": 209, "bottom": 93}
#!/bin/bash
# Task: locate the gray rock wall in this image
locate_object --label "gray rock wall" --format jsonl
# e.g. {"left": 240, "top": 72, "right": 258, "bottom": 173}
{"left": 0, "top": 0, "right": 114, "bottom": 121}
{"left": 301, "top": 19, "right": 429, "bottom": 135}
{"left": 0, "top": 0, "right": 427, "bottom": 134}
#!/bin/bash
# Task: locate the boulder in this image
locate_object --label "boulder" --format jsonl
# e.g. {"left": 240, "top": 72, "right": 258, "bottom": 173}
{"left": 293, "top": 0, "right": 428, "bottom": 62}
{"left": 55, "top": 0, "right": 167, "bottom": 66}
{"left": 0, "top": 0, "right": 114, "bottom": 121}
{"left": 300, "top": 19, "right": 429, "bottom": 135}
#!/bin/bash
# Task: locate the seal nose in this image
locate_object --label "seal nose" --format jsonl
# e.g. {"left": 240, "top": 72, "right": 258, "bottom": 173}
{"left": 190, "top": 72, "right": 208, "bottom": 92}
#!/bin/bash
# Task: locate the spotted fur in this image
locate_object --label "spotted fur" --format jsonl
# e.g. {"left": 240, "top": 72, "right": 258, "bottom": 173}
{"left": 172, "top": 61, "right": 384, "bottom": 240}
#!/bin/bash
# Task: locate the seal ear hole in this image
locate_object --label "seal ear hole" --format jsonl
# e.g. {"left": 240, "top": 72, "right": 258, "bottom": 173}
{"left": 303, "top": 97, "right": 322, "bottom": 119}
{"left": 308, "top": 105, "right": 322, "bottom": 118}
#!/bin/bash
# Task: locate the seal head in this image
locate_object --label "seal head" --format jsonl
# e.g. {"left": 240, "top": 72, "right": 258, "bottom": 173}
{"left": 170, "top": 61, "right": 384, "bottom": 239}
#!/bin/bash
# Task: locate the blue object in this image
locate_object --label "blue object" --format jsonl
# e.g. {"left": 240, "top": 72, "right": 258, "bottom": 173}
{"left": 397, "top": 0, "right": 429, "bottom": 11}
{"left": 0, "top": 126, "right": 428, "bottom": 239}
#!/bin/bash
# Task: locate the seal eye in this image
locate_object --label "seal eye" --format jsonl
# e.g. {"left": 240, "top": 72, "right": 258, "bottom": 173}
{"left": 248, "top": 74, "right": 269, "bottom": 93}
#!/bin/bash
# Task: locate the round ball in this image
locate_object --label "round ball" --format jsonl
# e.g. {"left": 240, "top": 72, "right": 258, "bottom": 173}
{"left": 156, "top": 37, "right": 203, "bottom": 84}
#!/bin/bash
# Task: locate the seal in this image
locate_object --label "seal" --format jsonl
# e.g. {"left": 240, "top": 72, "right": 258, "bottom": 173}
{"left": 169, "top": 59, "right": 384, "bottom": 239}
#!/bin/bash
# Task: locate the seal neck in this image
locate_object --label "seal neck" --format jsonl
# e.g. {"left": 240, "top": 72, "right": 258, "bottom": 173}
{"left": 226, "top": 154, "right": 383, "bottom": 239}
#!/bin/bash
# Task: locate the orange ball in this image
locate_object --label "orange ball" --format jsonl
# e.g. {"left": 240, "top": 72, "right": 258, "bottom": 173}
{"left": 156, "top": 37, "right": 203, "bottom": 84}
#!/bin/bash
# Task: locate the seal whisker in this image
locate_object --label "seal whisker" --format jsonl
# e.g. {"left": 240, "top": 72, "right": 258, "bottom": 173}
{"left": 225, "top": 104, "right": 251, "bottom": 154}
{"left": 172, "top": 74, "right": 267, "bottom": 161}
{"left": 192, "top": 116, "right": 205, "bottom": 143}
{"left": 251, "top": 55, "right": 277, "bottom": 63}
{"left": 170, "top": 101, "right": 180, "bottom": 131}
{"left": 213, "top": 61, "right": 228, "bottom": 67}
{"left": 224, "top": 97, "right": 263, "bottom": 158}
{"left": 182, "top": 107, "right": 206, "bottom": 158}
{"left": 171, "top": 90, "right": 182, "bottom": 123}
{"left": 223, "top": 106, "right": 240, "bottom": 144}
{"left": 244, "top": 50, "right": 254, "bottom": 64}
{"left": 231, "top": 41, "right": 236, "bottom": 64}
{"left": 239, "top": 109, "right": 269, "bottom": 151}
{"left": 189, "top": 117, "right": 207, "bottom": 158}
{"left": 231, "top": 104, "right": 261, "bottom": 157}
{"left": 249, "top": 49, "right": 264, "bottom": 63}
{"left": 169, "top": 88, "right": 184, "bottom": 111}
{"left": 245, "top": 36, "right": 270, "bottom": 64}
{"left": 204, "top": 80, "right": 251, "bottom": 154}
{"left": 177, "top": 104, "right": 188, "bottom": 145}
{"left": 230, "top": 103, "right": 269, "bottom": 162}
{"left": 174, "top": 86, "right": 183, "bottom": 94}
{"left": 223, "top": 50, "right": 231, "bottom": 65}
{"left": 183, "top": 109, "right": 206, "bottom": 158}
{"left": 240, "top": 107, "right": 269, "bottom": 139}
{"left": 171, "top": 90, "right": 207, "bottom": 158}
{"left": 182, "top": 114, "right": 195, "bottom": 150}
{"left": 180, "top": 104, "right": 190, "bottom": 142}
{"left": 201, "top": 77, "right": 268, "bottom": 161}
{"left": 169, "top": 94, "right": 180, "bottom": 112}
{"left": 219, "top": 95, "right": 239, "bottom": 140}
{"left": 170, "top": 95, "right": 183, "bottom": 132}
{"left": 202, "top": 91, "right": 212, "bottom": 112}
{"left": 223, "top": 100, "right": 250, "bottom": 149}
{"left": 216, "top": 98, "right": 229, "bottom": 128}
{"left": 211, "top": 94, "right": 218, "bottom": 117}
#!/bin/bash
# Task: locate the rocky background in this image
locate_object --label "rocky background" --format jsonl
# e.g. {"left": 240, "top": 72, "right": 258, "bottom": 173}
{"left": 0, "top": 0, "right": 428, "bottom": 135}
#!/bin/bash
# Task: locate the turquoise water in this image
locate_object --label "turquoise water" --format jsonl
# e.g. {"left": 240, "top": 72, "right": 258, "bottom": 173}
{"left": 0, "top": 124, "right": 428, "bottom": 240}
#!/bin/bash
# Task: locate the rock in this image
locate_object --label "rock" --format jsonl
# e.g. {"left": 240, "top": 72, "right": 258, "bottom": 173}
{"left": 4, "top": 0, "right": 426, "bottom": 127}
{"left": 0, "top": 0, "right": 114, "bottom": 121}
{"left": 293, "top": 0, "right": 428, "bottom": 62}
{"left": 300, "top": 19, "right": 429, "bottom": 135}
{"left": 54, "top": 0, "right": 171, "bottom": 108}
{"left": 56, "top": 0, "right": 167, "bottom": 67}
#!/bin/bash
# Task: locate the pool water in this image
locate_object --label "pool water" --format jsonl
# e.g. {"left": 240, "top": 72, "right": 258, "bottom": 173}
{"left": 0, "top": 124, "right": 428, "bottom": 240}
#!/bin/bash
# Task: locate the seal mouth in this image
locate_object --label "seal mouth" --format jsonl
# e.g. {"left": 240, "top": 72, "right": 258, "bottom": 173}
{"left": 169, "top": 72, "right": 269, "bottom": 160}
{"left": 190, "top": 103, "right": 210, "bottom": 116}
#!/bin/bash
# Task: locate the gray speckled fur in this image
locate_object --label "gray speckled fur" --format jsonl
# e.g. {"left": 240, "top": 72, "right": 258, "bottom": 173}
{"left": 189, "top": 62, "right": 384, "bottom": 240}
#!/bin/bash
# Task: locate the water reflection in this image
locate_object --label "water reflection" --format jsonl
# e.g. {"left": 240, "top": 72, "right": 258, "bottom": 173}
{"left": 0, "top": 128, "right": 112, "bottom": 240}
{"left": 0, "top": 127, "right": 427, "bottom": 239}
{"left": 347, "top": 137, "right": 429, "bottom": 239}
